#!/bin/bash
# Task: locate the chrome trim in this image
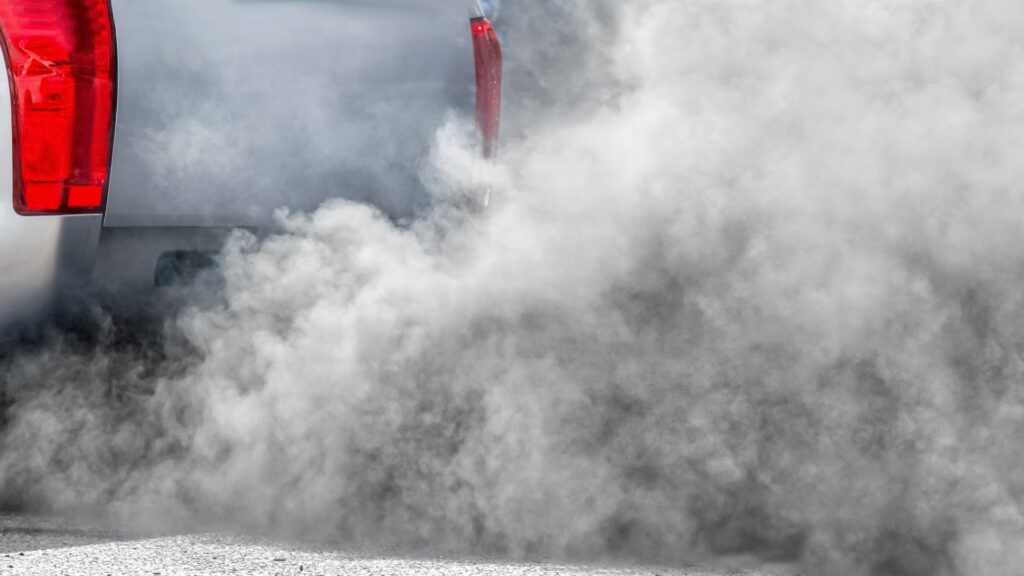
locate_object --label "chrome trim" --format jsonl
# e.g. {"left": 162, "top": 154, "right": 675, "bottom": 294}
{"left": 479, "top": 0, "right": 500, "bottom": 21}
{"left": 470, "top": 0, "right": 485, "bottom": 19}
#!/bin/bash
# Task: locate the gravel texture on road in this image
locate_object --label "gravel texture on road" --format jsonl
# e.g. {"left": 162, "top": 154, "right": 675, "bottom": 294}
{"left": 0, "top": 514, "right": 796, "bottom": 576}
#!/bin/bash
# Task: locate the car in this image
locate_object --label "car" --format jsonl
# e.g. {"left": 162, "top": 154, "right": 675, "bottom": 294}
{"left": 0, "top": 0, "right": 503, "bottom": 342}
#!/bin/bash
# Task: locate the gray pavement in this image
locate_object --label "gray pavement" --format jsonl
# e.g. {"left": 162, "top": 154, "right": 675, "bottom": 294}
{"left": 0, "top": 514, "right": 796, "bottom": 576}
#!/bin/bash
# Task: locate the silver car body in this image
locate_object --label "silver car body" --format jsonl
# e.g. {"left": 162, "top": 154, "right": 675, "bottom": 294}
{"left": 0, "top": 67, "right": 103, "bottom": 341}
{"left": 1, "top": 0, "right": 495, "bottom": 341}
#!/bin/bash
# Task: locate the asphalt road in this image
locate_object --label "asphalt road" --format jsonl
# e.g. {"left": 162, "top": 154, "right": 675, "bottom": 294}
{"left": 0, "top": 514, "right": 796, "bottom": 576}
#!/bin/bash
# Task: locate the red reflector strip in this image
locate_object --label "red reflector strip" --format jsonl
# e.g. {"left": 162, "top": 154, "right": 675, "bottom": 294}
{"left": 0, "top": 0, "right": 117, "bottom": 215}
{"left": 67, "top": 183, "right": 103, "bottom": 208}
{"left": 471, "top": 17, "right": 502, "bottom": 159}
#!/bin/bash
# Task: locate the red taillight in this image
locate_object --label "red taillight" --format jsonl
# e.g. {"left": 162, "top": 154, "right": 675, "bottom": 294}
{"left": 0, "top": 0, "right": 116, "bottom": 215}
{"left": 471, "top": 17, "right": 502, "bottom": 159}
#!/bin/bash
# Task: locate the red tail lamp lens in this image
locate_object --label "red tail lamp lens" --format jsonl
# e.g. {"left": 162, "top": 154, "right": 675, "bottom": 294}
{"left": 0, "top": 0, "right": 117, "bottom": 215}
{"left": 471, "top": 17, "right": 502, "bottom": 159}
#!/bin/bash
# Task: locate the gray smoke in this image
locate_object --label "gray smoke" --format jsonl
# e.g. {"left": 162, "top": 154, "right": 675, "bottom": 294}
{"left": 3, "top": 1, "right": 1024, "bottom": 574}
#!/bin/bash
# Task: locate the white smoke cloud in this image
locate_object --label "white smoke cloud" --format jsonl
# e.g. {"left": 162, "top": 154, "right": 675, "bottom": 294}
{"left": 3, "top": 1, "right": 1024, "bottom": 575}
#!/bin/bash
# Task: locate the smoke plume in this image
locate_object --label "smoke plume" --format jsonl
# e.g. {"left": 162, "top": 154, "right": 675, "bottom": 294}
{"left": 3, "top": 1, "right": 1024, "bottom": 574}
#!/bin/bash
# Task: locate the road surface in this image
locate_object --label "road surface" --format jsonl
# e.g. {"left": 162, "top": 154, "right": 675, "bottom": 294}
{"left": 0, "top": 513, "right": 796, "bottom": 576}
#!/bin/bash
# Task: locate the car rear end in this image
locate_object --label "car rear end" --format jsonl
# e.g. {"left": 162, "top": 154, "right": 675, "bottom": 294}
{"left": 0, "top": 0, "right": 502, "bottom": 339}
{"left": 0, "top": 0, "right": 112, "bottom": 342}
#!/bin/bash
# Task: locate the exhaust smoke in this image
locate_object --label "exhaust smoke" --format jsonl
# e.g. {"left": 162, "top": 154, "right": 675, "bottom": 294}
{"left": 3, "top": 1, "right": 1024, "bottom": 574}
